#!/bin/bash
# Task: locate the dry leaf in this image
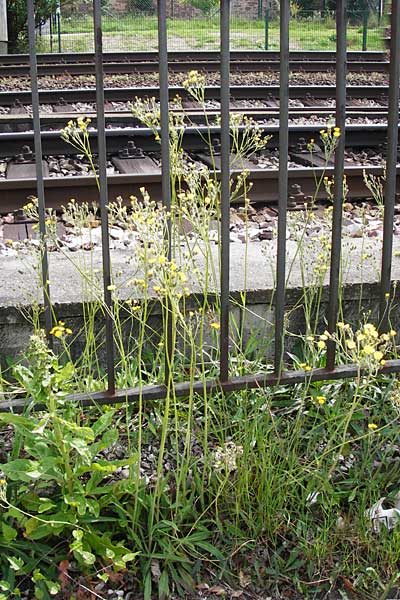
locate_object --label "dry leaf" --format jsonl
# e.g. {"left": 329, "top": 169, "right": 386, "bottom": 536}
{"left": 208, "top": 585, "right": 227, "bottom": 596}
{"left": 239, "top": 570, "right": 251, "bottom": 588}
{"left": 196, "top": 583, "right": 210, "bottom": 590}
{"left": 57, "top": 560, "right": 70, "bottom": 589}
{"left": 151, "top": 559, "right": 161, "bottom": 583}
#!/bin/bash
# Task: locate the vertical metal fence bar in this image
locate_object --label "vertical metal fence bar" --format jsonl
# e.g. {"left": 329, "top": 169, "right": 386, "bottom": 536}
{"left": 265, "top": 8, "right": 269, "bottom": 51}
{"left": 57, "top": 1, "right": 62, "bottom": 54}
{"left": 93, "top": 0, "right": 115, "bottom": 395}
{"left": 219, "top": 0, "right": 230, "bottom": 382}
{"left": 379, "top": 0, "right": 400, "bottom": 331}
{"left": 362, "top": 5, "right": 368, "bottom": 51}
{"left": 274, "top": 0, "right": 290, "bottom": 374}
{"left": 49, "top": 14, "right": 53, "bottom": 53}
{"left": 326, "top": 0, "right": 347, "bottom": 370}
{"left": 157, "top": 0, "right": 173, "bottom": 383}
{"left": 27, "top": 0, "right": 52, "bottom": 339}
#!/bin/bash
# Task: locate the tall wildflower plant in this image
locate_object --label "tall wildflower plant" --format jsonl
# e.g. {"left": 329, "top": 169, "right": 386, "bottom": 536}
{"left": 0, "top": 76, "right": 399, "bottom": 600}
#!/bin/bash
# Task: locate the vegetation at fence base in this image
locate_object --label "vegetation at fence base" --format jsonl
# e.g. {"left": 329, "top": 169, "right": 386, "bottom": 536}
{"left": 6, "top": 0, "right": 55, "bottom": 51}
{"left": 35, "top": 14, "right": 384, "bottom": 52}
{"left": 0, "top": 77, "right": 399, "bottom": 599}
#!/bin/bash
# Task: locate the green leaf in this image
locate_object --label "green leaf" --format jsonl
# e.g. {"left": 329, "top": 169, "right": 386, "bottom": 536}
{"left": 159, "top": 570, "right": 169, "bottom": 600}
{"left": 92, "top": 410, "right": 115, "bottom": 437}
{"left": 37, "top": 501, "right": 57, "bottom": 514}
{"left": 56, "top": 419, "right": 95, "bottom": 442}
{"left": 47, "top": 581, "right": 61, "bottom": 595}
{"left": 0, "top": 580, "right": 10, "bottom": 591}
{"left": 122, "top": 552, "right": 139, "bottom": 563}
{"left": 6, "top": 556, "right": 24, "bottom": 571}
{"left": 0, "top": 413, "right": 34, "bottom": 429}
{"left": 1, "top": 459, "right": 42, "bottom": 482}
{"left": 77, "top": 550, "right": 96, "bottom": 565}
{"left": 1, "top": 522, "right": 17, "bottom": 542}
{"left": 144, "top": 572, "right": 152, "bottom": 600}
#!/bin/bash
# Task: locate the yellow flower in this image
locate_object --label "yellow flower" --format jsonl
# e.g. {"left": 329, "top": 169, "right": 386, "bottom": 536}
{"left": 158, "top": 256, "right": 166, "bottom": 265}
{"left": 363, "top": 345, "right": 374, "bottom": 356}
{"left": 368, "top": 423, "right": 378, "bottom": 431}
{"left": 373, "top": 351, "right": 384, "bottom": 361}
{"left": 390, "top": 330, "right": 397, "bottom": 337}
{"left": 346, "top": 340, "right": 356, "bottom": 350}
{"left": 317, "top": 340, "right": 326, "bottom": 349}
{"left": 210, "top": 322, "right": 220, "bottom": 330}
{"left": 306, "top": 336, "right": 314, "bottom": 342}
{"left": 107, "top": 284, "right": 116, "bottom": 291}
{"left": 49, "top": 321, "right": 72, "bottom": 338}
{"left": 316, "top": 396, "right": 326, "bottom": 405}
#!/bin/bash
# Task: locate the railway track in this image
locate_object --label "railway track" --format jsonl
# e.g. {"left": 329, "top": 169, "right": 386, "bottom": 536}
{"left": 0, "top": 120, "right": 396, "bottom": 214}
{"left": 0, "top": 164, "right": 392, "bottom": 216}
{"left": 0, "top": 52, "right": 394, "bottom": 217}
{"left": 0, "top": 106, "right": 389, "bottom": 133}
{"left": 0, "top": 84, "right": 391, "bottom": 108}
{"left": 0, "top": 50, "right": 388, "bottom": 77}
{"left": 0, "top": 50, "right": 387, "bottom": 64}
{"left": 0, "top": 122, "right": 394, "bottom": 157}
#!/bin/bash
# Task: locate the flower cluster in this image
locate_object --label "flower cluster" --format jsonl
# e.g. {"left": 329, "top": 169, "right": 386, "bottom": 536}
{"left": 319, "top": 125, "right": 341, "bottom": 160}
{"left": 212, "top": 441, "right": 243, "bottom": 473}
{"left": 329, "top": 322, "right": 395, "bottom": 374}
{"left": 23, "top": 197, "right": 39, "bottom": 220}
{"left": 182, "top": 70, "right": 206, "bottom": 103}
{"left": 61, "top": 117, "right": 91, "bottom": 140}
{"left": 61, "top": 117, "right": 94, "bottom": 160}
{"left": 129, "top": 96, "right": 185, "bottom": 143}
{"left": 50, "top": 321, "right": 73, "bottom": 338}
{"left": 0, "top": 475, "right": 6, "bottom": 504}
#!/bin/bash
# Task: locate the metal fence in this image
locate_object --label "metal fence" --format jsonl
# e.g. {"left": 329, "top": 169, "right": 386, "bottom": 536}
{"left": 8, "top": 0, "right": 400, "bottom": 412}
{"left": 34, "top": 5, "right": 385, "bottom": 53}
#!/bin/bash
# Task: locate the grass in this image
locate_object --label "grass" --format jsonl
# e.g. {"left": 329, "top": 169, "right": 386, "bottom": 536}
{"left": 0, "top": 92, "right": 399, "bottom": 599}
{"left": 35, "top": 15, "right": 385, "bottom": 52}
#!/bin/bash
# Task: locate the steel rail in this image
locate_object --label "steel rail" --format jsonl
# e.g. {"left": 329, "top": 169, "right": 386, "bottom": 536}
{"left": 0, "top": 85, "right": 391, "bottom": 106}
{"left": 0, "top": 164, "right": 393, "bottom": 214}
{"left": 0, "top": 122, "right": 395, "bottom": 158}
{"left": 0, "top": 107, "right": 391, "bottom": 133}
{"left": 0, "top": 49, "right": 387, "bottom": 66}
{"left": 0, "top": 59, "right": 388, "bottom": 77}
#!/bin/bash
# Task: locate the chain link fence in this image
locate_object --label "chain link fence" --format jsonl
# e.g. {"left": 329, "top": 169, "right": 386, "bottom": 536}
{"left": 35, "top": 3, "right": 385, "bottom": 53}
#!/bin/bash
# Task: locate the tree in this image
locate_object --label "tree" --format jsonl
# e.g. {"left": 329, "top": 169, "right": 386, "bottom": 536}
{"left": 7, "top": 0, "right": 58, "bottom": 52}
{"left": 187, "top": 0, "right": 218, "bottom": 17}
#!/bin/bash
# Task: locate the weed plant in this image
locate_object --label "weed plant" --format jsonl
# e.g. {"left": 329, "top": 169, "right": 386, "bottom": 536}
{"left": 0, "top": 79, "right": 399, "bottom": 599}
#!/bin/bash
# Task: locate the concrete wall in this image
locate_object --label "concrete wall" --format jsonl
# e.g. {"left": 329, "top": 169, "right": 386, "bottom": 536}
{"left": 0, "top": 0, "right": 7, "bottom": 54}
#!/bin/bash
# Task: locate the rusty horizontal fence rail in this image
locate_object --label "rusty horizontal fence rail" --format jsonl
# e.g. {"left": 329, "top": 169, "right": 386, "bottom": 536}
{"left": 6, "top": 0, "right": 400, "bottom": 413}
